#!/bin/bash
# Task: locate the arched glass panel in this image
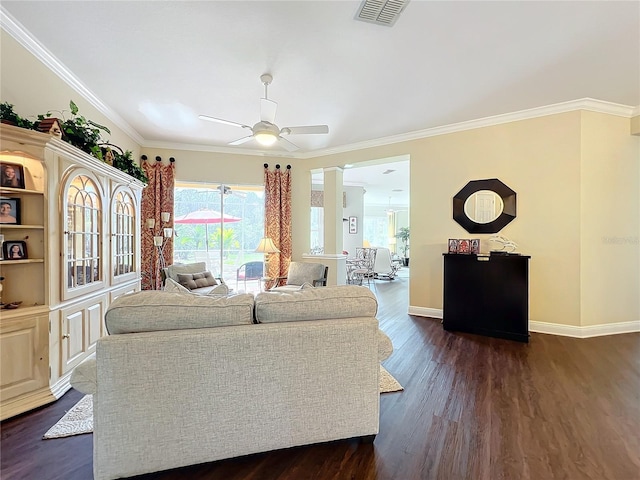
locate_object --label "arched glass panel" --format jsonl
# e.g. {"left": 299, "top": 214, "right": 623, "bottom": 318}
{"left": 66, "top": 175, "right": 101, "bottom": 288}
{"left": 113, "top": 190, "right": 136, "bottom": 276}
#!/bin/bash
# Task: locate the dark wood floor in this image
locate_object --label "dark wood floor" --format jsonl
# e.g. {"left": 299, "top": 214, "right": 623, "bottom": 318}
{"left": 2, "top": 270, "right": 639, "bottom": 480}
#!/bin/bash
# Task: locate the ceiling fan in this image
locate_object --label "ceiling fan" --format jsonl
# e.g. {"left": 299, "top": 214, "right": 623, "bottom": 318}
{"left": 199, "top": 73, "right": 329, "bottom": 152}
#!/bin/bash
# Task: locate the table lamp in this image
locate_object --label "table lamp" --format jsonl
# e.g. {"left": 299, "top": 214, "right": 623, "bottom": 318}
{"left": 255, "top": 237, "right": 280, "bottom": 276}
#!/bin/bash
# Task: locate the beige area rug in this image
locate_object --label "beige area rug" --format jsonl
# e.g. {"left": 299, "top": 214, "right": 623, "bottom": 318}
{"left": 380, "top": 365, "right": 404, "bottom": 393}
{"left": 43, "top": 394, "right": 93, "bottom": 439}
{"left": 43, "top": 366, "right": 403, "bottom": 439}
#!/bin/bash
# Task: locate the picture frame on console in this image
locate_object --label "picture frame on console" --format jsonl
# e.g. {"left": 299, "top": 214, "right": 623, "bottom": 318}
{"left": 448, "top": 238, "right": 480, "bottom": 254}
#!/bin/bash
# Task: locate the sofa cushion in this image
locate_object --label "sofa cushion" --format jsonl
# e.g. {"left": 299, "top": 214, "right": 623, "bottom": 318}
{"left": 269, "top": 282, "right": 314, "bottom": 292}
{"left": 177, "top": 271, "right": 218, "bottom": 289}
{"left": 106, "top": 291, "right": 254, "bottom": 334}
{"left": 254, "top": 285, "right": 377, "bottom": 323}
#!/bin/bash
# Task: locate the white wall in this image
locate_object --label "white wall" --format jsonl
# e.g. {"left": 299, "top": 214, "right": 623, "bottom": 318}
{"left": 343, "top": 186, "right": 364, "bottom": 255}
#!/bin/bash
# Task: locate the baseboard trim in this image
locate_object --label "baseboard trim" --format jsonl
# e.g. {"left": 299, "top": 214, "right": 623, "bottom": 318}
{"left": 408, "top": 306, "right": 640, "bottom": 338}
{"left": 0, "top": 387, "right": 57, "bottom": 421}
{"left": 408, "top": 306, "right": 442, "bottom": 319}
{"left": 529, "top": 320, "right": 640, "bottom": 338}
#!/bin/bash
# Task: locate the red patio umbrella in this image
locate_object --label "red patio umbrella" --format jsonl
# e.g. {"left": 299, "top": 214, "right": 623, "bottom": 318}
{"left": 173, "top": 209, "right": 242, "bottom": 224}
{"left": 174, "top": 209, "right": 241, "bottom": 251}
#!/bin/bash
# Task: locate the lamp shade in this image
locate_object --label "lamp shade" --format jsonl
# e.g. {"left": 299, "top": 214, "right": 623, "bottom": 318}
{"left": 255, "top": 237, "right": 280, "bottom": 254}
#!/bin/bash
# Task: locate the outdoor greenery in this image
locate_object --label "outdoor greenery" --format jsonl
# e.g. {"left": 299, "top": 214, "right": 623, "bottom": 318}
{"left": 173, "top": 186, "right": 265, "bottom": 283}
{"left": 1, "top": 100, "right": 147, "bottom": 183}
{"left": 396, "top": 226, "right": 410, "bottom": 258}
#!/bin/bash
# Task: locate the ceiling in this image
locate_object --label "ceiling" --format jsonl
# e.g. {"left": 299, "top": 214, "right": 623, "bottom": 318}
{"left": 1, "top": 1, "right": 639, "bottom": 208}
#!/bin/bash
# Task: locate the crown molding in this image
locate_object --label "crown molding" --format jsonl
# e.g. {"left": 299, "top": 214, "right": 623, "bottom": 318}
{"left": 1, "top": 7, "right": 145, "bottom": 145}
{"left": 303, "top": 98, "right": 639, "bottom": 159}
{"left": 141, "top": 139, "right": 298, "bottom": 158}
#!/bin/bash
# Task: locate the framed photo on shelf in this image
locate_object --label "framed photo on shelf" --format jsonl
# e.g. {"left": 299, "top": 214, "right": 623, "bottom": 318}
{"left": 3, "top": 240, "right": 27, "bottom": 260}
{"left": 0, "top": 162, "right": 25, "bottom": 189}
{"left": 470, "top": 238, "right": 480, "bottom": 254}
{"left": 349, "top": 216, "right": 357, "bottom": 234}
{"left": 0, "top": 197, "right": 21, "bottom": 224}
{"left": 457, "top": 239, "right": 471, "bottom": 254}
{"left": 448, "top": 239, "right": 459, "bottom": 254}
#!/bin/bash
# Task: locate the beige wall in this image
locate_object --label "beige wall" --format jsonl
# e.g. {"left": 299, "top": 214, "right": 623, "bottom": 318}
{"left": 301, "top": 112, "right": 639, "bottom": 329}
{"left": 580, "top": 112, "right": 640, "bottom": 326}
{"left": 0, "top": 32, "right": 140, "bottom": 158}
{"left": 3, "top": 30, "right": 638, "bottom": 332}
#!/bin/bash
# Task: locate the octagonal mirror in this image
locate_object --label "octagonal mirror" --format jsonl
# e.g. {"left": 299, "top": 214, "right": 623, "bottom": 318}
{"left": 453, "top": 179, "right": 516, "bottom": 233}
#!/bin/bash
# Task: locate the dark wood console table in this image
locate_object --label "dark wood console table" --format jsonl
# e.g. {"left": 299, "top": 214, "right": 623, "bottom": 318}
{"left": 442, "top": 253, "right": 530, "bottom": 342}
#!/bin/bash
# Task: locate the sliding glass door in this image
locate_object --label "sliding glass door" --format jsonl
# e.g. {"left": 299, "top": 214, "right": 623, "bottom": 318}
{"left": 174, "top": 183, "right": 265, "bottom": 291}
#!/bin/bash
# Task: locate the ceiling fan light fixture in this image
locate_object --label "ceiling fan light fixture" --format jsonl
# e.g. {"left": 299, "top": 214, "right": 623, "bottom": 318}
{"left": 254, "top": 131, "right": 278, "bottom": 146}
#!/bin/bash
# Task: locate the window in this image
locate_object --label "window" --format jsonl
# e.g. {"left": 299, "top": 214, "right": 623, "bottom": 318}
{"left": 174, "top": 183, "right": 264, "bottom": 289}
{"left": 310, "top": 206, "right": 324, "bottom": 253}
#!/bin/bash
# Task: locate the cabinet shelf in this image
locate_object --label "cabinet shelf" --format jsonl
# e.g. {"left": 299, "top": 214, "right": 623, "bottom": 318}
{"left": 0, "top": 187, "right": 43, "bottom": 196}
{"left": 0, "top": 304, "right": 48, "bottom": 319}
{"left": 0, "top": 224, "right": 44, "bottom": 230}
{"left": 0, "top": 258, "right": 44, "bottom": 265}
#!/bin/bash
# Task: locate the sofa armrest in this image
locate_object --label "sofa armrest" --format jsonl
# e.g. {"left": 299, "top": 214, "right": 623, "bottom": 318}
{"left": 70, "top": 352, "right": 97, "bottom": 395}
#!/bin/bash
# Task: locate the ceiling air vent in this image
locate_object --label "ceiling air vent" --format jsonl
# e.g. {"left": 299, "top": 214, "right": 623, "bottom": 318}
{"left": 355, "top": 0, "right": 409, "bottom": 27}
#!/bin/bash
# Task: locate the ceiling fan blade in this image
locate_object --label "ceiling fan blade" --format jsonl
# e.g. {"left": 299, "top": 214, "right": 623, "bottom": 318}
{"left": 278, "top": 136, "right": 299, "bottom": 152}
{"left": 260, "top": 98, "right": 277, "bottom": 124}
{"left": 228, "top": 135, "right": 254, "bottom": 146}
{"left": 280, "top": 125, "right": 329, "bottom": 135}
{"left": 199, "top": 115, "right": 249, "bottom": 129}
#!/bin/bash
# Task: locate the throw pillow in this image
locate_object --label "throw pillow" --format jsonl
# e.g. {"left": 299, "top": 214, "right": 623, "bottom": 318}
{"left": 164, "top": 262, "right": 208, "bottom": 283}
{"left": 207, "top": 283, "right": 229, "bottom": 295}
{"left": 177, "top": 271, "right": 218, "bottom": 290}
{"left": 164, "top": 278, "right": 191, "bottom": 293}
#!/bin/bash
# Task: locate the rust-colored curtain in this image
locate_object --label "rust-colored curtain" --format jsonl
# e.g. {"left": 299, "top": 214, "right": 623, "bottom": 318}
{"left": 141, "top": 156, "right": 175, "bottom": 290}
{"left": 264, "top": 163, "right": 292, "bottom": 286}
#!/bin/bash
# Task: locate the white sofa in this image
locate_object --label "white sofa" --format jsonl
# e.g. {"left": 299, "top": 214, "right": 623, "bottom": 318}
{"left": 71, "top": 285, "right": 391, "bottom": 480}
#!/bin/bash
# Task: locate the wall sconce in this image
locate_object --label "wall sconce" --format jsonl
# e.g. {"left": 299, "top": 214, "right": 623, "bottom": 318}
{"left": 147, "top": 212, "right": 173, "bottom": 287}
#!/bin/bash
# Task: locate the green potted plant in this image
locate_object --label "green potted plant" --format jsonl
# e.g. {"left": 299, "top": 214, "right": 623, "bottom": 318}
{"left": 396, "top": 226, "right": 410, "bottom": 267}
{"left": 36, "top": 100, "right": 111, "bottom": 159}
{"left": 0, "top": 102, "right": 34, "bottom": 129}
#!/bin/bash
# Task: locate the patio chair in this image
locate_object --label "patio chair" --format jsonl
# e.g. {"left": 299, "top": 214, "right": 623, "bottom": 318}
{"left": 268, "top": 262, "right": 328, "bottom": 292}
{"left": 236, "top": 261, "right": 264, "bottom": 291}
{"left": 373, "top": 247, "right": 399, "bottom": 280}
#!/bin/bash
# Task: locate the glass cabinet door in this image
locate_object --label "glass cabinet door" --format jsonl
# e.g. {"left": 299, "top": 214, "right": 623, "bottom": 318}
{"left": 64, "top": 173, "right": 102, "bottom": 298}
{"left": 112, "top": 189, "right": 136, "bottom": 279}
